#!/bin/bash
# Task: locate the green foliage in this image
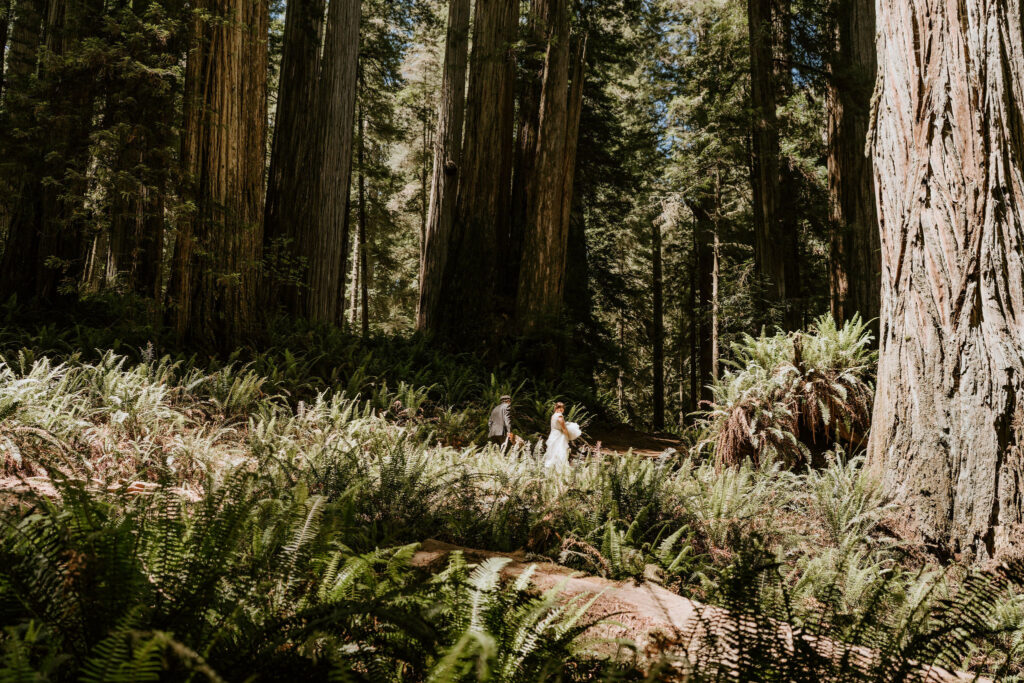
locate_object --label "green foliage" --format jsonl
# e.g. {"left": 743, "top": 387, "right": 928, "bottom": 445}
{"left": 700, "top": 315, "right": 876, "bottom": 468}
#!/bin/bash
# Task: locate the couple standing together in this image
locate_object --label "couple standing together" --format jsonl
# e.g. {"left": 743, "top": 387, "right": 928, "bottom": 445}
{"left": 487, "top": 395, "right": 581, "bottom": 468}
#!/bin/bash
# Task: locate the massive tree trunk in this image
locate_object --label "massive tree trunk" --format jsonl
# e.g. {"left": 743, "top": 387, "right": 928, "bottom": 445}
{"left": 300, "top": 0, "right": 359, "bottom": 324}
{"left": 516, "top": 0, "right": 571, "bottom": 328}
{"left": 169, "top": 0, "right": 267, "bottom": 347}
{"left": 508, "top": 0, "right": 547, "bottom": 303}
{"left": 0, "top": 0, "right": 44, "bottom": 300}
{"left": 437, "top": 0, "right": 517, "bottom": 342}
{"left": 868, "top": 0, "right": 1024, "bottom": 559}
{"left": 263, "top": 0, "right": 358, "bottom": 324}
{"left": 417, "top": 0, "right": 470, "bottom": 334}
{"left": 747, "top": 0, "right": 797, "bottom": 327}
{"left": 827, "top": 0, "right": 879, "bottom": 325}
{"left": 263, "top": 0, "right": 325, "bottom": 309}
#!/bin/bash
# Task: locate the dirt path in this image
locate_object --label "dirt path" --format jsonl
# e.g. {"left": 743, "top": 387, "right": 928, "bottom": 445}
{"left": 584, "top": 424, "right": 684, "bottom": 458}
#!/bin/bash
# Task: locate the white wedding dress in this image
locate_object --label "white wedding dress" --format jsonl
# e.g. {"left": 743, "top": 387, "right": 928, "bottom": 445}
{"left": 543, "top": 412, "right": 580, "bottom": 469}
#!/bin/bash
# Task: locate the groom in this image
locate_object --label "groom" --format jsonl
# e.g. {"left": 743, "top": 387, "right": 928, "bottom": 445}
{"left": 487, "top": 395, "right": 515, "bottom": 449}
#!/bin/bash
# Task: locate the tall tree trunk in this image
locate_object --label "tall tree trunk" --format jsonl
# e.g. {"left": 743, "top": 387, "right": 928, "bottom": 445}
{"left": 827, "top": 0, "right": 879, "bottom": 325}
{"left": 417, "top": 0, "right": 469, "bottom": 333}
{"left": 747, "top": 0, "right": 796, "bottom": 327}
{"left": 0, "top": 0, "right": 44, "bottom": 300}
{"left": 516, "top": 0, "right": 571, "bottom": 329}
{"left": 0, "top": 0, "right": 98, "bottom": 302}
{"left": 301, "top": 0, "right": 359, "bottom": 324}
{"left": 688, "top": 196, "right": 716, "bottom": 404}
{"left": 651, "top": 214, "right": 665, "bottom": 431}
{"left": 169, "top": 0, "right": 267, "bottom": 347}
{"left": 263, "top": 0, "right": 325, "bottom": 309}
{"left": 357, "top": 102, "right": 369, "bottom": 338}
{"left": 0, "top": 0, "right": 11, "bottom": 98}
{"left": 438, "top": 0, "right": 516, "bottom": 342}
{"left": 508, "top": 0, "right": 547, "bottom": 302}
{"left": 868, "top": 0, "right": 1024, "bottom": 559}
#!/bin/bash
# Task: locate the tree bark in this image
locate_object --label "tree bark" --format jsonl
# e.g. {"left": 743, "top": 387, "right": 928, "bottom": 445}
{"left": 508, "top": 0, "right": 547, "bottom": 303}
{"left": 652, "top": 214, "right": 665, "bottom": 431}
{"left": 417, "top": 0, "right": 470, "bottom": 334}
{"left": 168, "top": 0, "right": 267, "bottom": 347}
{"left": 688, "top": 196, "right": 716, "bottom": 405}
{"left": 827, "top": 0, "right": 879, "bottom": 325}
{"left": 0, "top": 0, "right": 11, "bottom": 99}
{"left": 357, "top": 102, "right": 369, "bottom": 338}
{"left": 516, "top": 0, "right": 571, "bottom": 329}
{"left": 0, "top": 0, "right": 44, "bottom": 301}
{"left": 263, "top": 0, "right": 325, "bottom": 309}
{"left": 747, "top": 0, "right": 797, "bottom": 327}
{"left": 868, "top": 0, "right": 1024, "bottom": 559}
{"left": 438, "top": 0, "right": 517, "bottom": 342}
{"left": 301, "top": 0, "right": 359, "bottom": 324}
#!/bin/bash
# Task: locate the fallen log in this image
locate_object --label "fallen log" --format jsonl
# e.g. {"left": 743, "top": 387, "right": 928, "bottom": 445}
{"left": 411, "top": 539, "right": 989, "bottom": 682}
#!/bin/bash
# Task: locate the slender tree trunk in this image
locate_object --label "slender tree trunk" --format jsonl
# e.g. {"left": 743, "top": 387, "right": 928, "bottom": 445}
{"left": 711, "top": 224, "right": 720, "bottom": 382}
{"left": 348, "top": 227, "right": 359, "bottom": 328}
{"left": 516, "top": 0, "right": 571, "bottom": 329}
{"left": 747, "top": 0, "right": 796, "bottom": 326}
{"left": 417, "top": 0, "right": 470, "bottom": 333}
{"left": 868, "top": 0, "right": 1024, "bottom": 559}
{"left": 438, "top": 0, "right": 517, "bottom": 342}
{"left": 651, "top": 214, "right": 665, "bottom": 431}
{"left": 263, "top": 0, "right": 325, "bottom": 309}
{"left": 169, "top": 0, "right": 267, "bottom": 347}
{"left": 689, "top": 220, "right": 699, "bottom": 412}
{"left": 0, "top": 0, "right": 11, "bottom": 98}
{"left": 688, "top": 197, "right": 716, "bottom": 404}
{"left": 827, "top": 0, "right": 879, "bottom": 325}
{"left": 616, "top": 312, "right": 624, "bottom": 414}
{"left": 357, "top": 103, "right": 369, "bottom": 338}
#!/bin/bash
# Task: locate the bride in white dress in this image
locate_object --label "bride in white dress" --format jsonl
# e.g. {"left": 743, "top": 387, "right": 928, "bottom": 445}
{"left": 543, "top": 402, "right": 581, "bottom": 469}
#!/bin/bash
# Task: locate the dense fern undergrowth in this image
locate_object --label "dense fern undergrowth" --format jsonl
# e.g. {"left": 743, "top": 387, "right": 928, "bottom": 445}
{"left": 2, "top": 308, "right": 1024, "bottom": 680}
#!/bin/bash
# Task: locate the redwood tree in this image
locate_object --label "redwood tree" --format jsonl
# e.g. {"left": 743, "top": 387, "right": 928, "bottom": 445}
{"left": 746, "top": 0, "right": 799, "bottom": 327}
{"left": 827, "top": 0, "right": 879, "bottom": 325}
{"left": 436, "top": 0, "right": 517, "bottom": 342}
{"left": 169, "top": 0, "right": 267, "bottom": 346}
{"left": 417, "top": 0, "right": 470, "bottom": 334}
{"left": 516, "top": 0, "right": 571, "bottom": 328}
{"left": 868, "top": 0, "right": 1024, "bottom": 558}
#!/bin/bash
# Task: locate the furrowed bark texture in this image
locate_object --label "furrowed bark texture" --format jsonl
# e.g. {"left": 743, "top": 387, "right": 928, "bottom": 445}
{"left": 827, "top": 0, "right": 879, "bottom": 325}
{"left": 438, "top": 0, "right": 516, "bottom": 342}
{"left": 508, "top": 0, "right": 547, "bottom": 303}
{"left": 516, "top": 0, "right": 572, "bottom": 328}
{"left": 263, "top": 0, "right": 325, "bottom": 308}
{"left": 302, "top": 0, "right": 359, "bottom": 324}
{"left": 868, "top": 0, "right": 1024, "bottom": 558}
{"left": 417, "top": 0, "right": 470, "bottom": 334}
{"left": 747, "top": 0, "right": 798, "bottom": 327}
{"left": 169, "top": 0, "right": 267, "bottom": 347}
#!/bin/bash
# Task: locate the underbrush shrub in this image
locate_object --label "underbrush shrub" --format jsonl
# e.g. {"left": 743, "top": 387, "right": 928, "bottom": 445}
{"left": 700, "top": 314, "right": 876, "bottom": 469}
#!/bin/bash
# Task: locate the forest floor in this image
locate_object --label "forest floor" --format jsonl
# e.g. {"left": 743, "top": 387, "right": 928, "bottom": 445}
{"left": 586, "top": 423, "right": 684, "bottom": 458}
